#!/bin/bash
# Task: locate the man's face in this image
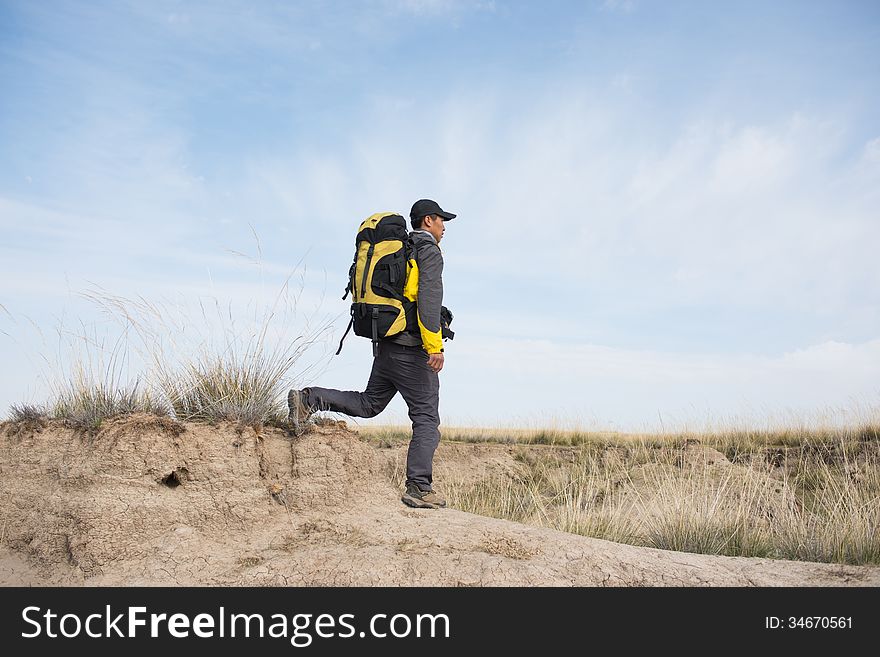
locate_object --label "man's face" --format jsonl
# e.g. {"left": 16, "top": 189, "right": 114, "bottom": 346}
{"left": 423, "top": 214, "right": 446, "bottom": 243}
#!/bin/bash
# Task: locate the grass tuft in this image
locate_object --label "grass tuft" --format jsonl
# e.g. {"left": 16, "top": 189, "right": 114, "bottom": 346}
{"left": 8, "top": 403, "right": 49, "bottom": 424}
{"left": 49, "top": 381, "right": 169, "bottom": 432}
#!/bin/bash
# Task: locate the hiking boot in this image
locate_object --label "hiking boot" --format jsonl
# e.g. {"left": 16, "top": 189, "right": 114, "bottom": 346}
{"left": 401, "top": 483, "right": 446, "bottom": 509}
{"left": 287, "top": 388, "right": 314, "bottom": 432}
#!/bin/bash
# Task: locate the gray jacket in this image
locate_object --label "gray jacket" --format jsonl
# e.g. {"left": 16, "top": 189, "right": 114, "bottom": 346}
{"left": 387, "top": 230, "right": 444, "bottom": 352}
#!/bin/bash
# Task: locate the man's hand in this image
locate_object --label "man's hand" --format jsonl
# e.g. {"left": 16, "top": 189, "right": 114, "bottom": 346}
{"left": 427, "top": 352, "right": 444, "bottom": 373}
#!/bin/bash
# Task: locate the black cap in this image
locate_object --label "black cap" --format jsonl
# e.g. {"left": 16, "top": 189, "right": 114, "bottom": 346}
{"left": 410, "top": 199, "right": 456, "bottom": 221}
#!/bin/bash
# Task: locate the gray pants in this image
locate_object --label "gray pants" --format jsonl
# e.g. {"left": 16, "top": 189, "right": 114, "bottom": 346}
{"left": 305, "top": 340, "right": 441, "bottom": 491}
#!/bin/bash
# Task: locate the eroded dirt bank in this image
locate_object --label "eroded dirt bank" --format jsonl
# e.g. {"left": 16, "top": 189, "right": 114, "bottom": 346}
{"left": 1, "top": 415, "right": 876, "bottom": 586}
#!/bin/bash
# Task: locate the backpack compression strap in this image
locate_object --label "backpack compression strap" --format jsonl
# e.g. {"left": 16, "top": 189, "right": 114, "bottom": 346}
{"left": 335, "top": 314, "right": 354, "bottom": 355}
{"left": 371, "top": 307, "right": 379, "bottom": 357}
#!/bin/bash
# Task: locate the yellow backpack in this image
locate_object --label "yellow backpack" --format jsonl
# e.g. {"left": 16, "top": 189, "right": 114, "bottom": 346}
{"left": 336, "top": 212, "right": 418, "bottom": 356}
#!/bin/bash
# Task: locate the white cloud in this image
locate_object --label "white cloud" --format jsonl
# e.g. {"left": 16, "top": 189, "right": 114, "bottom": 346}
{"left": 385, "top": 0, "right": 496, "bottom": 16}
{"left": 392, "top": 0, "right": 458, "bottom": 14}
{"left": 601, "top": 0, "right": 636, "bottom": 14}
{"left": 864, "top": 137, "right": 880, "bottom": 163}
{"left": 709, "top": 126, "right": 791, "bottom": 194}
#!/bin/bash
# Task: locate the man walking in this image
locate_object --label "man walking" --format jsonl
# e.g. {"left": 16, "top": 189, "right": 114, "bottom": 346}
{"left": 288, "top": 199, "right": 455, "bottom": 509}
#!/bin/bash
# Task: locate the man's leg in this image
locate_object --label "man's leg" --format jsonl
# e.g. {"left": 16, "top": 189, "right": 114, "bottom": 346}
{"left": 386, "top": 345, "right": 441, "bottom": 491}
{"left": 306, "top": 344, "right": 397, "bottom": 418}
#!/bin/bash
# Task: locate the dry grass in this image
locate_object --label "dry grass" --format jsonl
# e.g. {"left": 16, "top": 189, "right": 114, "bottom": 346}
{"left": 362, "top": 411, "right": 880, "bottom": 449}
{"left": 7, "top": 321, "right": 171, "bottom": 432}
{"left": 6, "top": 248, "right": 334, "bottom": 430}
{"left": 49, "top": 381, "right": 169, "bottom": 432}
{"left": 7, "top": 403, "right": 49, "bottom": 424}
{"left": 84, "top": 272, "right": 332, "bottom": 427}
{"left": 363, "top": 423, "right": 624, "bottom": 446}
{"left": 380, "top": 420, "right": 880, "bottom": 565}
{"left": 4, "top": 403, "right": 50, "bottom": 439}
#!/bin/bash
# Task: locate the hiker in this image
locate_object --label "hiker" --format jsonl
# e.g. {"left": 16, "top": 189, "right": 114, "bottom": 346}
{"left": 288, "top": 199, "right": 456, "bottom": 509}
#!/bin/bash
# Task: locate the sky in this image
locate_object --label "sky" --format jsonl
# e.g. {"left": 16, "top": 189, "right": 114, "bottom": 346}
{"left": 1, "top": 0, "right": 879, "bottom": 431}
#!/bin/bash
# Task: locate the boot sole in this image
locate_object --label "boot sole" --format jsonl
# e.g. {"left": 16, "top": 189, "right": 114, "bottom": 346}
{"left": 287, "top": 390, "right": 302, "bottom": 422}
{"left": 287, "top": 390, "right": 313, "bottom": 427}
{"left": 401, "top": 493, "right": 445, "bottom": 509}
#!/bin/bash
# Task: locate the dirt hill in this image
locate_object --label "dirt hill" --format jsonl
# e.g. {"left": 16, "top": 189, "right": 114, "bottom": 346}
{"left": 1, "top": 414, "right": 876, "bottom": 586}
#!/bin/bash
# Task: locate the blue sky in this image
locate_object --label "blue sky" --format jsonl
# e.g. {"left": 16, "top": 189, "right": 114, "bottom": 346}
{"left": 2, "top": 0, "right": 879, "bottom": 430}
